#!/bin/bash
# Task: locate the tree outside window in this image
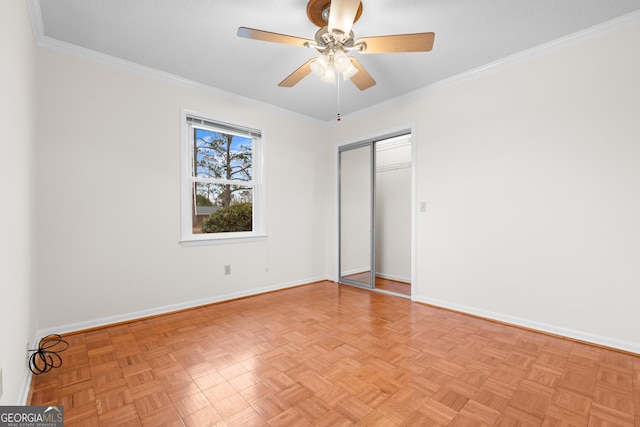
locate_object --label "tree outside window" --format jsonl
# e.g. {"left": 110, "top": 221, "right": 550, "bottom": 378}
{"left": 181, "top": 111, "right": 263, "bottom": 243}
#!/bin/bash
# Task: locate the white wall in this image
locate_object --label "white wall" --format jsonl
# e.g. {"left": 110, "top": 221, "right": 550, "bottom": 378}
{"left": 36, "top": 49, "right": 333, "bottom": 332}
{"left": 0, "top": 1, "right": 38, "bottom": 404}
{"left": 333, "top": 17, "right": 640, "bottom": 352}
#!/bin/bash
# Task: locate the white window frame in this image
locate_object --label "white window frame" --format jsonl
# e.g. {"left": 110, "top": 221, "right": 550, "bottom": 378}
{"left": 180, "top": 108, "right": 266, "bottom": 245}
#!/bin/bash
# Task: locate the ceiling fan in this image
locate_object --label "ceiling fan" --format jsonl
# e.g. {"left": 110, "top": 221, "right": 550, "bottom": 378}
{"left": 237, "top": 0, "right": 435, "bottom": 91}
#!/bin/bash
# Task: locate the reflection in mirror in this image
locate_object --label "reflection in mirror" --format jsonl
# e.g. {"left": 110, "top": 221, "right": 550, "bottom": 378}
{"left": 374, "top": 134, "right": 412, "bottom": 296}
{"left": 339, "top": 144, "right": 373, "bottom": 288}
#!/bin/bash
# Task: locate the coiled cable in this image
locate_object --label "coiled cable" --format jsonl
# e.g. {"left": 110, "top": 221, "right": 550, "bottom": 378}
{"left": 28, "top": 334, "right": 69, "bottom": 375}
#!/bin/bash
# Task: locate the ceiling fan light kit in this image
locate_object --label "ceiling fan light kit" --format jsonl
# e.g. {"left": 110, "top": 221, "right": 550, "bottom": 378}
{"left": 309, "top": 45, "right": 360, "bottom": 84}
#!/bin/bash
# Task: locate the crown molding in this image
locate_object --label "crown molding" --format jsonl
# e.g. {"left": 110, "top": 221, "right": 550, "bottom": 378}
{"left": 341, "top": 9, "right": 640, "bottom": 123}
{"left": 26, "top": 1, "right": 328, "bottom": 127}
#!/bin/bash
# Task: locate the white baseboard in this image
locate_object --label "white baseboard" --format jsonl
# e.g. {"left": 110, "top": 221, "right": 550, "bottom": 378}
{"left": 17, "top": 330, "right": 42, "bottom": 405}
{"left": 19, "top": 276, "right": 329, "bottom": 404}
{"left": 37, "top": 276, "right": 327, "bottom": 338}
{"left": 18, "top": 365, "right": 33, "bottom": 406}
{"left": 416, "top": 296, "right": 640, "bottom": 355}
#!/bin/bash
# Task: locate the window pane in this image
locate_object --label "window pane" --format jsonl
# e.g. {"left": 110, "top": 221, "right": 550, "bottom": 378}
{"left": 193, "top": 128, "right": 253, "bottom": 181}
{"left": 192, "top": 183, "right": 253, "bottom": 234}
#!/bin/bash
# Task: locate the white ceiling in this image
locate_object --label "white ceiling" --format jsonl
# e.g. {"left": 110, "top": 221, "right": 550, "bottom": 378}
{"left": 32, "top": 0, "right": 640, "bottom": 122}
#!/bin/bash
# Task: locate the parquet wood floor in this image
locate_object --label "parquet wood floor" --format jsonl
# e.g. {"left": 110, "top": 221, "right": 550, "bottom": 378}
{"left": 374, "top": 278, "right": 411, "bottom": 296}
{"left": 29, "top": 281, "right": 640, "bottom": 426}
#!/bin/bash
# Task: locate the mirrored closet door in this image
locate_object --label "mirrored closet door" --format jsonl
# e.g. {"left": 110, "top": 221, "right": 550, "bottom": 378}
{"left": 339, "top": 142, "right": 374, "bottom": 289}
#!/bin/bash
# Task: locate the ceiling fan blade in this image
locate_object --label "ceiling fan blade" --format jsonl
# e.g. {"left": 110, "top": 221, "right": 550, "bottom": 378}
{"left": 348, "top": 57, "right": 376, "bottom": 90}
{"left": 357, "top": 32, "right": 435, "bottom": 54}
{"left": 328, "top": 0, "right": 361, "bottom": 35}
{"left": 237, "top": 27, "right": 313, "bottom": 48}
{"left": 278, "top": 58, "right": 316, "bottom": 87}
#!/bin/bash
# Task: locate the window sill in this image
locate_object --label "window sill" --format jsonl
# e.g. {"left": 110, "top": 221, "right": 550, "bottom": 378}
{"left": 179, "top": 234, "right": 267, "bottom": 247}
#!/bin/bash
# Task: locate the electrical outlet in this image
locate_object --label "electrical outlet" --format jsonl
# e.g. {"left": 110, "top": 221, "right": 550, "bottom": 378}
{"left": 224, "top": 264, "right": 231, "bottom": 275}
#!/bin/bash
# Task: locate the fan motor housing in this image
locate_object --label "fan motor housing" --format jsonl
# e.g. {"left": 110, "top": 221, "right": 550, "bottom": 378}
{"left": 306, "top": 0, "right": 363, "bottom": 28}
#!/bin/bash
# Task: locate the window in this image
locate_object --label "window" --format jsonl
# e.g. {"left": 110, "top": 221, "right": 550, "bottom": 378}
{"left": 181, "top": 110, "right": 264, "bottom": 244}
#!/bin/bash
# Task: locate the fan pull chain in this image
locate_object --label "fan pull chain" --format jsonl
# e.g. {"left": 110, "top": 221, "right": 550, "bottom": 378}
{"left": 336, "top": 77, "right": 341, "bottom": 122}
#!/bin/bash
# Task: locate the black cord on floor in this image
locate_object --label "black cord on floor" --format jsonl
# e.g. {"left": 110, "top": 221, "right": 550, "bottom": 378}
{"left": 28, "top": 334, "right": 69, "bottom": 375}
